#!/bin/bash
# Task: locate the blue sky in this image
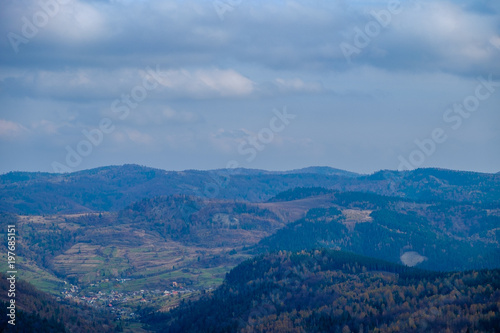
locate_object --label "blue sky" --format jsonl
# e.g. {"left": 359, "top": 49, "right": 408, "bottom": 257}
{"left": 0, "top": 0, "right": 499, "bottom": 174}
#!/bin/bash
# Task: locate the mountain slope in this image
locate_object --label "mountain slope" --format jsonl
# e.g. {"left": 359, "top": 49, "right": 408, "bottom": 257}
{"left": 258, "top": 191, "right": 500, "bottom": 271}
{"left": 143, "top": 249, "right": 500, "bottom": 333}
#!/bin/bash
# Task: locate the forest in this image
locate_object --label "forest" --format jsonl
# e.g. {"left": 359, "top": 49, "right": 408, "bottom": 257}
{"left": 143, "top": 249, "right": 500, "bottom": 333}
{"left": 0, "top": 165, "right": 498, "bottom": 332}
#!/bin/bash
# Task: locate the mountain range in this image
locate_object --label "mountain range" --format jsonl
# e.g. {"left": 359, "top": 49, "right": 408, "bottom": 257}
{"left": 0, "top": 164, "right": 499, "bottom": 332}
{"left": 1, "top": 164, "right": 499, "bottom": 214}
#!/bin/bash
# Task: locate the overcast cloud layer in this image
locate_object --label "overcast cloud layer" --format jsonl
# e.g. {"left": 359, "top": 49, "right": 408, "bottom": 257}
{"left": 0, "top": 0, "right": 499, "bottom": 174}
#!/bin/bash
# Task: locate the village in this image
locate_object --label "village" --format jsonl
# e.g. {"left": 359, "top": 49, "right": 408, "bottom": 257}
{"left": 59, "top": 278, "right": 201, "bottom": 320}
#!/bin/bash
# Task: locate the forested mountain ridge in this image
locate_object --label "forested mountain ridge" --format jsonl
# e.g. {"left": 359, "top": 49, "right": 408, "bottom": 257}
{"left": 1, "top": 165, "right": 499, "bottom": 214}
{"left": 0, "top": 165, "right": 357, "bottom": 214}
{"left": 143, "top": 249, "right": 500, "bottom": 333}
{"left": 0, "top": 165, "right": 498, "bottom": 331}
{"left": 259, "top": 190, "right": 500, "bottom": 271}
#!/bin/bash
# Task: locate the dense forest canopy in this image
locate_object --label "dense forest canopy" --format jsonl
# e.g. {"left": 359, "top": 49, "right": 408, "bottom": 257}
{"left": 143, "top": 249, "right": 500, "bottom": 333}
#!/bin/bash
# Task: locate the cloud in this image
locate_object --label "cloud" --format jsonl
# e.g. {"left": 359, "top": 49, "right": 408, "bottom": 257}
{"left": 43, "top": 0, "right": 108, "bottom": 44}
{"left": 1, "top": 0, "right": 498, "bottom": 76}
{"left": 156, "top": 68, "right": 255, "bottom": 98}
{"left": 273, "top": 78, "right": 323, "bottom": 93}
{"left": 161, "top": 108, "right": 200, "bottom": 123}
{"left": 124, "top": 128, "right": 154, "bottom": 145}
{"left": 209, "top": 128, "right": 252, "bottom": 153}
{"left": 208, "top": 125, "right": 301, "bottom": 154}
{"left": 0, "top": 0, "right": 499, "bottom": 174}
{"left": 212, "top": 128, "right": 250, "bottom": 140}
{"left": 342, "top": 1, "right": 500, "bottom": 75}
{"left": 0, "top": 67, "right": 254, "bottom": 101}
{"left": 0, "top": 69, "right": 138, "bottom": 101}
{"left": 0, "top": 119, "right": 28, "bottom": 139}
{"left": 122, "top": 107, "right": 202, "bottom": 126}
{"left": 31, "top": 119, "right": 60, "bottom": 135}
{"left": 489, "top": 35, "right": 500, "bottom": 50}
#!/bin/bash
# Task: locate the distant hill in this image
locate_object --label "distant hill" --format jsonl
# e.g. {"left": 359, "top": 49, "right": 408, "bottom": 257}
{"left": 118, "top": 195, "right": 286, "bottom": 246}
{"left": 208, "top": 166, "right": 360, "bottom": 177}
{"left": 143, "top": 249, "right": 500, "bottom": 333}
{"left": 281, "top": 166, "right": 360, "bottom": 177}
{"left": 0, "top": 164, "right": 498, "bottom": 215}
{"left": 360, "top": 168, "right": 500, "bottom": 204}
{"left": 259, "top": 191, "right": 500, "bottom": 271}
{"left": 267, "top": 187, "right": 334, "bottom": 202}
{"left": 0, "top": 164, "right": 359, "bottom": 214}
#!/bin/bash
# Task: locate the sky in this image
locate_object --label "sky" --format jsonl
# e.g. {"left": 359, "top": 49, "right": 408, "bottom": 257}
{"left": 0, "top": 0, "right": 499, "bottom": 175}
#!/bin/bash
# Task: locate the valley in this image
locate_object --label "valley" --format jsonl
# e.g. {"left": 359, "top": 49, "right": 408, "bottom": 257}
{"left": 0, "top": 165, "right": 499, "bottom": 332}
